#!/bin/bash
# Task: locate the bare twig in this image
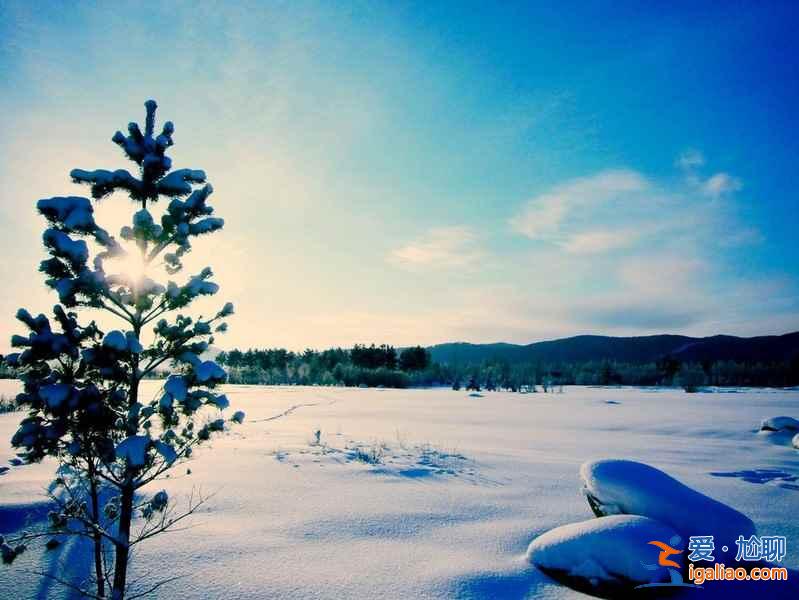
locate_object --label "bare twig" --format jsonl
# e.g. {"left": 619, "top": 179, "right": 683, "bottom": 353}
{"left": 126, "top": 574, "right": 188, "bottom": 600}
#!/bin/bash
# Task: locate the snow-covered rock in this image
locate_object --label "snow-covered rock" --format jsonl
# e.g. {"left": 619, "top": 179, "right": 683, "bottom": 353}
{"left": 527, "top": 515, "right": 680, "bottom": 588}
{"left": 760, "top": 416, "right": 799, "bottom": 432}
{"left": 580, "top": 459, "right": 755, "bottom": 546}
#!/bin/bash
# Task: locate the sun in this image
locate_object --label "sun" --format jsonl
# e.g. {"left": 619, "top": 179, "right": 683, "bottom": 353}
{"left": 111, "top": 251, "right": 148, "bottom": 285}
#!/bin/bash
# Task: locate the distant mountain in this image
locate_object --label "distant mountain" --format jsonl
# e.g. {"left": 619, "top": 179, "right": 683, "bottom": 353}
{"left": 428, "top": 332, "right": 799, "bottom": 365}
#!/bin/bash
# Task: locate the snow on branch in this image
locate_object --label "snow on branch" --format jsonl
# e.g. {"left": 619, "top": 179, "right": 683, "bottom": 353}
{"left": 72, "top": 100, "right": 205, "bottom": 204}
{"left": 70, "top": 169, "right": 144, "bottom": 201}
{"left": 155, "top": 169, "right": 206, "bottom": 197}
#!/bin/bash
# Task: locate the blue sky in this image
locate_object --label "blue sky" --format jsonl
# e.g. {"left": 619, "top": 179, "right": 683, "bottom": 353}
{"left": 1, "top": 1, "right": 797, "bottom": 349}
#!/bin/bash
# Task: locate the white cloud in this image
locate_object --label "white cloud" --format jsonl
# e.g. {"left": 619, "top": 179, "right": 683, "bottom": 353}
{"left": 702, "top": 172, "right": 742, "bottom": 199}
{"left": 510, "top": 156, "right": 749, "bottom": 262}
{"left": 561, "top": 229, "right": 640, "bottom": 254}
{"left": 676, "top": 149, "right": 743, "bottom": 199}
{"left": 388, "top": 226, "right": 482, "bottom": 270}
{"left": 559, "top": 255, "right": 713, "bottom": 332}
{"left": 321, "top": 157, "right": 783, "bottom": 344}
{"left": 509, "top": 169, "right": 649, "bottom": 239}
{"left": 508, "top": 195, "right": 568, "bottom": 239}
{"left": 497, "top": 152, "right": 778, "bottom": 337}
{"left": 676, "top": 149, "right": 705, "bottom": 171}
{"left": 617, "top": 256, "right": 707, "bottom": 293}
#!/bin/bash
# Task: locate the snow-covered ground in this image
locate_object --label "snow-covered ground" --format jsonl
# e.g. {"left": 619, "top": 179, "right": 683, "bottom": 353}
{"left": 1, "top": 382, "right": 797, "bottom": 599}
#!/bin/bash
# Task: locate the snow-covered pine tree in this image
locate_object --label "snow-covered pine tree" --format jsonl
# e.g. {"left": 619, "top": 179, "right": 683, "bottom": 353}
{"left": 2, "top": 100, "right": 242, "bottom": 599}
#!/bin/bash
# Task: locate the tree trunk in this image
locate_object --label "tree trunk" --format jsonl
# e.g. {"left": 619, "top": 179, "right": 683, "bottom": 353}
{"left": 113, "top": 353, "right": 140, "bottom": 600}
{"left": 111, "top": 482, "right": 134, "bottom": 600}
{"left": 89, "top": 463, "right": 106, "bottom": 598}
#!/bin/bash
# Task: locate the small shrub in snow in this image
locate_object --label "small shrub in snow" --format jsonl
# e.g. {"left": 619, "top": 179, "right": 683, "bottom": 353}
{"left": 416, "top": 443, "right": 467, "bottom": 471}
{"left": 351, "top": 441, "right": 385, "bottom": 465}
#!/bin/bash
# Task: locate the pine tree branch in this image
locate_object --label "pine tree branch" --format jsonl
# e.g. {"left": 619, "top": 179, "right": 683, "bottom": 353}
{"left": 145, "top": 236, "right": 176, "bottom": 264}
{"left": 98, "top": 298, "right": 135, "bottom": 324}
{"left": 4, "top": 528, "right": 92, "bottom": 545}
{"left": 140, "top": 299, "right": 168, "bottom": 326}
{"left": 134, "top": 437, "right": 202, "bottom": 489}
{"left": 49, "top": 481, "right": 122, "bottom": 547}
{"left": 130, "top": 488, "right": 213, "bottom": 546}
{"left": 139, "top": 346, "right": 187, "bottom": 377}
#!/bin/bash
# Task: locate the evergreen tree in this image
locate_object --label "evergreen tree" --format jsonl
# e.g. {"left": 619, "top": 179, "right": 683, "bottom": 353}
{"left": 399, "top": 345, "right": 430, "bottom": 371}
{"left": 2, "top": 100, "right": 242, "bottom": 599}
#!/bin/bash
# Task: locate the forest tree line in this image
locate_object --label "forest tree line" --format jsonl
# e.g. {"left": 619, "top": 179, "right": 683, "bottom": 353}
{"left": 3, "top": 343, "right": 795, "bottom": 389}
{"left": 214, "top": 344, "right": 799, "bottom": 390}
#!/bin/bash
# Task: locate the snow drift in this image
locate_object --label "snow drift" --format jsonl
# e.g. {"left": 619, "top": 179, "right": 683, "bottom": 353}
{"left": 527, "top": 515, "right": 681, "bottom": 588}
{"left": 760, "top": 416, "right": 799, "bottom": 432}
{"left": 580, "top": 459, "right": 755, "bottom": 548}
